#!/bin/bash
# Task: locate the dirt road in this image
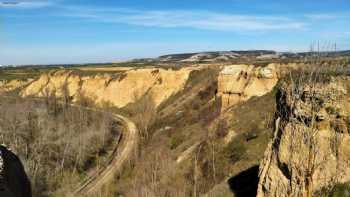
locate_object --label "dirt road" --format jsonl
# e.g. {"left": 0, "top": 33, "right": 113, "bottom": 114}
{"left": 73, "top": 111, "right": 138, "bottom": 195}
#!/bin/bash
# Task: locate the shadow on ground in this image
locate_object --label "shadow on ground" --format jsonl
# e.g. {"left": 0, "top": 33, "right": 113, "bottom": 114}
{"left": 227, "top": 165, "right": 259, "bottom": 197}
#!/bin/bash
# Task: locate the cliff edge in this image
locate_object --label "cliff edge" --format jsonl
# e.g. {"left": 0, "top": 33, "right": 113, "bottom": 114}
{"left": 257, "top": 76, "right": 350, "bottom": 197}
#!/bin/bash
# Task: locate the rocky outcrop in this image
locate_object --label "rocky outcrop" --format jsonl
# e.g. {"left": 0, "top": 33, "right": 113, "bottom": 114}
{"left": 0, "top": 146, "right": 31, "bottom": 197}
{"left": 257, "top": 77, "right": 350, "bottom": 197}
{"left": 20, "top": 67, "right": 197, "bottom": 108}
{"left": 217, "top": 64, "right": 278, "bottom": 111}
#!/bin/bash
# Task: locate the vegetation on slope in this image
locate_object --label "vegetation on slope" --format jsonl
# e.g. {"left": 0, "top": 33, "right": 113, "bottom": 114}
{"left": 0, "top": 95, "right": 122, "bottom": 197}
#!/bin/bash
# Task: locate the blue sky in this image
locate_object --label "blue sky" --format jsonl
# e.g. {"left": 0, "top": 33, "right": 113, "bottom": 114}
{"left": 0, "top": 0, "right": 350, "bottom": 65}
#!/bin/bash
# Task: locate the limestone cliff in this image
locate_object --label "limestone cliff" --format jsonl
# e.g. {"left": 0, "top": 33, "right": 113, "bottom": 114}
{"left": 217, "top": 64, "right": 278, "bottom": 111}
{"left": 257, "top": 77, "right": 350, "bottom": 197}
{"left": 20, "top": 68, "right": 196, "bottom": 108}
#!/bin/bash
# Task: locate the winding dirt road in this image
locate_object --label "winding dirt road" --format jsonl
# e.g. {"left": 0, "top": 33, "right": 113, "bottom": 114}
{"left": 73, "top": 112, "right": 138, "bottom": 195}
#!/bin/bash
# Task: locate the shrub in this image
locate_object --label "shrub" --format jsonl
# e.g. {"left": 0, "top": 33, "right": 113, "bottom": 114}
{"left": 169, "top": 134, "right": 185, "bottom": 150}
{"left": 223, "top": 135, "right": 247, "bottom": 163}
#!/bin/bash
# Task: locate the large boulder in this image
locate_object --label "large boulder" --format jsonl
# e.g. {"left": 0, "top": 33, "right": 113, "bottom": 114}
{"left": 0, "top": 146, "right": 31, "bottom": 197}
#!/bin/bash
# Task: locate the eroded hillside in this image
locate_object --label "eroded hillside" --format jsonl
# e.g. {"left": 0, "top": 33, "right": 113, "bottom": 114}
{"left": 0, "top": 79, "right": 33, "bottom": 94}
{"left": 20, "top": 67, "right": 198, "bottom": 108}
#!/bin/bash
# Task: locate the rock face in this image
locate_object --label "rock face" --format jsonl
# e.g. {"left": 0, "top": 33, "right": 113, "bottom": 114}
{"left": 257, "top": 77, "right": 350, "bottom": 197}
{"left": 0, "top": 146, "right": 31, "bottom": 197}
{"left": 217, "top": 64, "right": 278, "bottom": 111}
{"left": 20, "top": 67, "right": 196, "bottom": 108}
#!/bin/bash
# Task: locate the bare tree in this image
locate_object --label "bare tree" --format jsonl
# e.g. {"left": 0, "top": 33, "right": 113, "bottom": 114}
{"left": 0, "top": 96, "right": 116, "bottom": 196}
{"left": 132, "top": 92, "right": 157, "bottom": 140}
{"left": 61, "top": 79, "right": 71, "bottom": 108}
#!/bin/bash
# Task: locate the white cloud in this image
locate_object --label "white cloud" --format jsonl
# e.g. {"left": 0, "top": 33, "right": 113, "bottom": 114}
{"left": 61, "top": 6, "right": 306, "bottom": 32}
{"left": 305, "top": 14, "right": 338, "bottom": 20}
{"left": 305, "top": 13, "right": 350, "bottom": 20}
{"left": 0, "top": 0, "right": 53, "bottom": 9}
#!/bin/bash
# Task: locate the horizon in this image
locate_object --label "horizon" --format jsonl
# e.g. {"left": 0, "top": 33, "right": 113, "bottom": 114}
{"left": 1, "top": 0, "right": 350, "bottom": 65}
{"left": 1, "top": 49, "right": 349, "bottom": 67}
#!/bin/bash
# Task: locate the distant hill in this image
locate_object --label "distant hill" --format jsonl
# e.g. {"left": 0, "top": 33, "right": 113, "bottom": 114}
{"left": 157, "top": 50, "right": 277, "bottom": 62}
{"left": 135, "top": 50, "right": 350, "bottom": 63}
